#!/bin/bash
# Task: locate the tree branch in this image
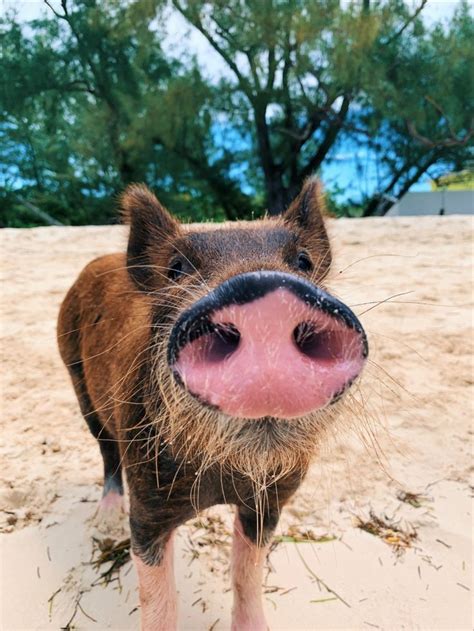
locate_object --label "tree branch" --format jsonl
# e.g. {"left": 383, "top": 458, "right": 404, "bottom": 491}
{"left": 245, "top": 48, "right": 262, "bottom": 91}
{"left": 43, "top": 0, "right": 66, "bottom": 20}
{"left": 300, "top": 96, "right": 351, "bottom": 179}
{"left": 384, "top": 0, "right": 428, "bottom": 46}
{"left": 15, "top": 195, "right": 64, "bottom": 226}
{"left": 407, "top": 119, "right": 473, "bottom": 148}
{"left": 151, "top": 133, "right": 253, "bottom": 220}
{"left": 172, "top": 1, "right": 254, "bottom": 100}
{"left": 266, "top": 41, "right": 277, "bottom": 92}
{"left": 209, "top": 13, "right": 262, "bottom": 92}
{"left": 363, "top": 152, "right": 438, "bottom": 216}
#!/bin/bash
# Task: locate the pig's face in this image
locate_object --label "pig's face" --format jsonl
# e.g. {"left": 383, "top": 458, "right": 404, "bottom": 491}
{"left": 123, "top": 181, "right": 367, "bottom": 481}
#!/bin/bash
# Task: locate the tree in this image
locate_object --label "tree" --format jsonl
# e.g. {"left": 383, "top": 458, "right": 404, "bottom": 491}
{"left": 357, "top": 0, "right": 474, "bottom": 215}
{"left": 0, "top": 0, "right": 472, "bottom": 226}
{"left": 1, "top": 0, "right": 254, "bottom": 225}
{"left": 172, "top": 0, "right": 473, "bottom": 215}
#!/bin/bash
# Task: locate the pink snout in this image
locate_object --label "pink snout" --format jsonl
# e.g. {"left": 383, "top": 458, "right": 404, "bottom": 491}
{"left": 169, "top": 273, "right": 367, "bottom": 419}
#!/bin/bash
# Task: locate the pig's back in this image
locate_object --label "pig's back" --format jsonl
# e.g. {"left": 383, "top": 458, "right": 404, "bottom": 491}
{"left": 58, "top": 253, "right": 153, "bottom": 436}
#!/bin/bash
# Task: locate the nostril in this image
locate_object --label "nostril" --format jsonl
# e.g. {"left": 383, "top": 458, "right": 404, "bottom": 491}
{"left": 293, "top": 321, "right": 341, "bottom": 361}
{"left": 205, "top": 323, "right": 241, "bottom": 362}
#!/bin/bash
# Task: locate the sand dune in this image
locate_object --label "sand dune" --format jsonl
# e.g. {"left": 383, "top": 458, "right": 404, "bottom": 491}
{"left": 1, "top": 216, "right": 472, "bottom": 630}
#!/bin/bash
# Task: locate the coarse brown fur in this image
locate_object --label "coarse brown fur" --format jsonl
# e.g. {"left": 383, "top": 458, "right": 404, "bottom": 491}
{"left": 57, "top": 179, "right": 340, "bottom": 566}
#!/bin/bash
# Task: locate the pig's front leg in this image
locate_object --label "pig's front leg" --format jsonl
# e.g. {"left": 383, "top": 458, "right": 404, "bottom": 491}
{"left": 131, "top": 533, "right": 177, "bottom": 631}
{"left": 231, "top": 506, "right": 279, "bottom": 631}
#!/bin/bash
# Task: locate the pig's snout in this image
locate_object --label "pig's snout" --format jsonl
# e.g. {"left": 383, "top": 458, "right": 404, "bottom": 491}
{"left": 168, "top": 272, "right": 368, "bottom": 419}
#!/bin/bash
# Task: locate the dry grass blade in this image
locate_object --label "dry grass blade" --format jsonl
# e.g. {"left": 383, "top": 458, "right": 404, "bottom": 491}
{"left": 60, "top": 591, "right": 96, "bottom": 629}
{"left": 294, "top": 545, "right": 351, "bottom": 608}
{"left": 47, "top": 587, "right": 62, "bottom": 619}
{"left": 355, "top": 510, "right": 417, "bottom": 553}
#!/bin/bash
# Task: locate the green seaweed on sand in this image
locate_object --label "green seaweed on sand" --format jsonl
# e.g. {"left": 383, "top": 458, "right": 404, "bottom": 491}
{"left": 397, "top": 490, "right": 431, "bottom": 508}
{"left": 91, "top": 537, "right": 131, "bottom": 586}
{"left": 274, "top": 526, "right": 336, "bottom": 544}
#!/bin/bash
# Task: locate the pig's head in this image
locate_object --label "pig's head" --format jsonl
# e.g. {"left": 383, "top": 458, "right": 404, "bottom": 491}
{"left": 122, "top": 179, "right": 367, "bottom": 482}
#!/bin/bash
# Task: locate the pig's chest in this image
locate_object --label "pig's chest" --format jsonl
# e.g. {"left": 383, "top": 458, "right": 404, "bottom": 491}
{"left": 125, "top": 436, "right": 302, "bottom": 514}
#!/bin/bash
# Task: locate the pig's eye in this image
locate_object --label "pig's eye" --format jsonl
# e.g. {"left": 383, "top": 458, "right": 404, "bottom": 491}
{"left": 296, "top": 251, "right": 313, "bottom": 273}
{"left": 168, "top": 258, "right": 186, "bottom": 281}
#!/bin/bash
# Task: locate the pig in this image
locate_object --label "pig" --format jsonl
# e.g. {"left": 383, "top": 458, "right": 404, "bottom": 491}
{"left": 57, "top": 178, "right": 367, "bottom": 631}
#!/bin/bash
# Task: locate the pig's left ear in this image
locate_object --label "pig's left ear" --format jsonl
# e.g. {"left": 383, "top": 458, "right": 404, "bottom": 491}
{"left": 283, "top": 178, "right": 332, "bottom": 277}
{"left": 121, "top": 184, "right": 181, "bottom": 290}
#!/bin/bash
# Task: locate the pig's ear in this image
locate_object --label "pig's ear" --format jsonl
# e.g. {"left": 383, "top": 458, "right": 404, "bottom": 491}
{"left": 283, "top": 178, "right": 332, "bottom": 277}
{"left": 121, "top": 184, "right": 180, "bottom": 290}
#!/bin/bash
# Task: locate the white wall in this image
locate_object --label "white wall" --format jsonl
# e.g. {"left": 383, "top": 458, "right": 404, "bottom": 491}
{"left": 388, "top": 191, "right": 474, "bottom": 216}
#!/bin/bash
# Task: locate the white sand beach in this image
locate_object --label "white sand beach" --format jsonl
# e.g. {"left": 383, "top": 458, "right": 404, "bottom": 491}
{"left": 1, "top": 216, "right": 472, "bottom": 630}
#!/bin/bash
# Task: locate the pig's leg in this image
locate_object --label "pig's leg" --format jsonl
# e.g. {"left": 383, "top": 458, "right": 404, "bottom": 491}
{"left": 131, "top": 534, "right": 177, "bottom": 631}
{"left": 231, "top": 506, "right": 279, "bottom": 631}
{"left": 129, "top": 491, "right": 195, "bottom": 631}
{"left": 90, "top": 416, "right": 124, "bottom": 516}
{"left": 67, "top": 362, "right": 125, "bottom": 515}
{"left": 97, "top": 437, "right": 124, "bottom": 514}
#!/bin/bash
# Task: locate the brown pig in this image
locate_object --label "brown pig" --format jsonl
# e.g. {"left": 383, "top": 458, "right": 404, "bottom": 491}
{"left": 57, "top": 179, "right": 368, "bottom": 630}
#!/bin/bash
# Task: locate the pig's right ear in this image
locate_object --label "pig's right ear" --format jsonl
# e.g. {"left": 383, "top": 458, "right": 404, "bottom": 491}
{"left": 282, "top": 178, "right": 332, "bottom": 278}
{"left": 121, "top": 184, "right": 180, "bottom": 290}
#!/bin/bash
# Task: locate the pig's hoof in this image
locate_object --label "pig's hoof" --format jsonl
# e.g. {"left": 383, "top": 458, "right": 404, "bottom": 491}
{"left": 90, "top": 490, "right": 127, "bottom": 537}
{"left": 99, "top": 489, "right": 125, "bottom": 514}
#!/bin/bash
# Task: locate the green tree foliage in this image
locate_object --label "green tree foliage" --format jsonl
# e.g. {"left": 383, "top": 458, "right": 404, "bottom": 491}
{"left": 1, "top": 0, "right": 246, "bottom": 225}
{"left": 172, "top": 0, "right": 473, "bottom": 215}
{"left": 0, "top": 0, "right": 472, "bottom": 226}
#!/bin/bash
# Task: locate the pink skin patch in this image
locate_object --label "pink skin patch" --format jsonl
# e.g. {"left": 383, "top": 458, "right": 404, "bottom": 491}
{"left": 174, "top": 288, "right": 366, "bottom": 419}
{"left": 98, "top": 490, "right": 124, "bottom": 514}
{"left": 132, "top": 537, "right": 177, "bottom": 631}
{"left": 231, "top": 514, "right": 269, "bottom": 631}
{"left": 92, "top": 490, "right": 127, "bottom": 538}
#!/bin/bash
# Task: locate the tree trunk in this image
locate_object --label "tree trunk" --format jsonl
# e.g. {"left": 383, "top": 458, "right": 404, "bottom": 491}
{"left": 265, "top": 172, "right": 289, "bottom": 215}
{"left": 253, "top": 104, "right": 289, "bottom": 215}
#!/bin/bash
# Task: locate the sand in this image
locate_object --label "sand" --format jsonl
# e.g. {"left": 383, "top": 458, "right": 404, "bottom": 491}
{"left": 0, "top": 216, "right": 472, "bottom": 630}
